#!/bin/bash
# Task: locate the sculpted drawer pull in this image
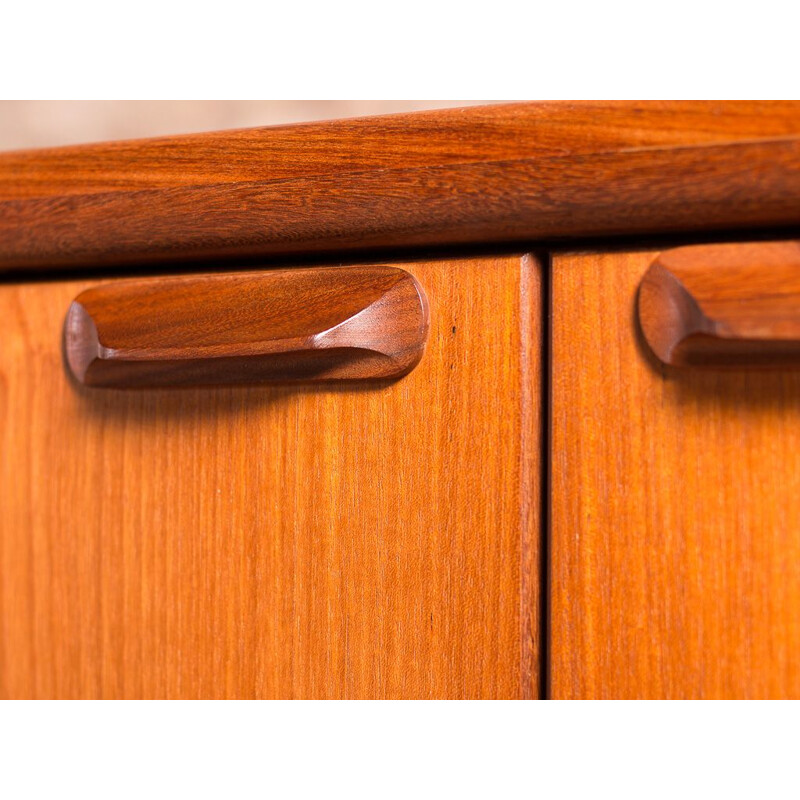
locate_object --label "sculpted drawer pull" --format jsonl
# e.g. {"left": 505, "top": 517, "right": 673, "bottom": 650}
{"left": 64, "top": 266, "right": 429, "bottom": 388}
{"left": 638, "top": 241, "right": 800, "bottom": 368}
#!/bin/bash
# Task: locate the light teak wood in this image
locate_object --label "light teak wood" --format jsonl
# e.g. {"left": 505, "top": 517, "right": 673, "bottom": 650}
{"left": 639, "top": 241, "right": 800, "bottom": 368}
{"left": 65, "top": 267, "right": 428, "bottom": 388}
{"left": 551, "top": 247, "right": 800, "bottom": 699}
{"left": 2, "top": 102, "right": 800, "bottom": 272}
{"left": 0, "top": 255, "right": 541, "bottom": 699}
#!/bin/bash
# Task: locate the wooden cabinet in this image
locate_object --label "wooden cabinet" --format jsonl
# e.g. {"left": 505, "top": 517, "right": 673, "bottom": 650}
{"left": 0, "top": 256, "right": 541, "bottom": 699}
{"left": 3, "top": 102, "right": 800, "bottom": 698}
{"left": 551, "top": 247, "right": 800, "bottom": 698}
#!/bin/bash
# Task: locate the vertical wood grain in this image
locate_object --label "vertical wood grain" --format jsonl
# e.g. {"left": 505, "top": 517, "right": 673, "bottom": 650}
{"left": 551, "top": 248, "right": 800, "bottom": 699}
{"left": 0, "top": 255, "right": 540, "bottom": 699}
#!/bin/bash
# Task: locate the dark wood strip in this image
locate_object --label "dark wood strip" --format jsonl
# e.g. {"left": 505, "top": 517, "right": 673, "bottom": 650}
{"left": 2, "top": 102, "right": 800, "bottom": 273}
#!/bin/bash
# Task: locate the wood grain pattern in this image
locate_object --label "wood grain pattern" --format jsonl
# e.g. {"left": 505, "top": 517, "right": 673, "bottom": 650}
{"left": 65, "top": 267, "right": 428, "bottom": 387}
{"left": 639, "top": 241, "right": 800, "bottom": 368}
{"left": 0, "top": 254, "right": 541, "bottom": 699}
{"left": 2, "top": 102, "right": 800, "bottom": 273}
{"left": 7, "top": 101, "right": 800, "bottom": 200}
{"left": 551, "top": 247, "right": 800, "bottom": 699}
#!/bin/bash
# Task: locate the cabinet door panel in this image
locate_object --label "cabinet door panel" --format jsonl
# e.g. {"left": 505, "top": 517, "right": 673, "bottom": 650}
{"left": 551, "top": 247, "right": 800, "bottom": 699}
{"left": 0, "top": 255, "right": 541, "bottom": 699}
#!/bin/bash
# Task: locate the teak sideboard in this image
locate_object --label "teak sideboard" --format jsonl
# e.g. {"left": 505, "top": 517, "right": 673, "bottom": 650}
{"left": 2, "top": 101, "right": 800, "bottom": 699}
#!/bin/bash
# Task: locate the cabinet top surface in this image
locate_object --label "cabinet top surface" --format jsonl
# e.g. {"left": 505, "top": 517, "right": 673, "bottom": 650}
{"left": 2, "top": 101, "right": 800, "bottom": 275}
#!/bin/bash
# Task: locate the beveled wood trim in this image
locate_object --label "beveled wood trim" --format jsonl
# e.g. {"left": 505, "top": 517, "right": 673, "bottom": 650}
{"left": 2, "top": 102, "right": 800, "bottom": 274}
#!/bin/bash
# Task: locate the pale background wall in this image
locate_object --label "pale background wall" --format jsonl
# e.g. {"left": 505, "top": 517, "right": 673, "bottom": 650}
{"left": 0, "top": 101, "right": 493, "bottom": 151}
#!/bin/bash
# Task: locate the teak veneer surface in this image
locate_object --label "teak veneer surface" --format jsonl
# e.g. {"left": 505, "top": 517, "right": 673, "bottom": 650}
{"left": 0, "top": 255, "right": 541, "bottom": 699}
{"left": 2, "top": 102, "right": 800, "bottom": 272}
{"left": 551, "top": 248, "right": 800, "bottom": 699}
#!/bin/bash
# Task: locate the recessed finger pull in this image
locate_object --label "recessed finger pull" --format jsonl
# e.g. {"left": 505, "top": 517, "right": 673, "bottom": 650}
{"left": 64, "top": 266, "right": 429, "bottom": 388}
{"left": 638, "top": 241, "right": 800, "bottom": 368}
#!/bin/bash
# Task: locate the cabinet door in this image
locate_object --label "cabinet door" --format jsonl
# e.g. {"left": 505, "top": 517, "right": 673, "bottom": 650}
{"left": 551, "top": 245, "right": 800, "bottom": 699}
{"left": 0, "top": 255, "right": 541, "bottom": 699}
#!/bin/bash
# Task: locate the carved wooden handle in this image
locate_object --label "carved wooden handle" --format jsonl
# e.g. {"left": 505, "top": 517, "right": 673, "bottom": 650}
{"left": 65, "top": 266, "right": 429, "bottom": 387}
{"left": 638, "top": 241, "right": 800, "bottom": 368}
